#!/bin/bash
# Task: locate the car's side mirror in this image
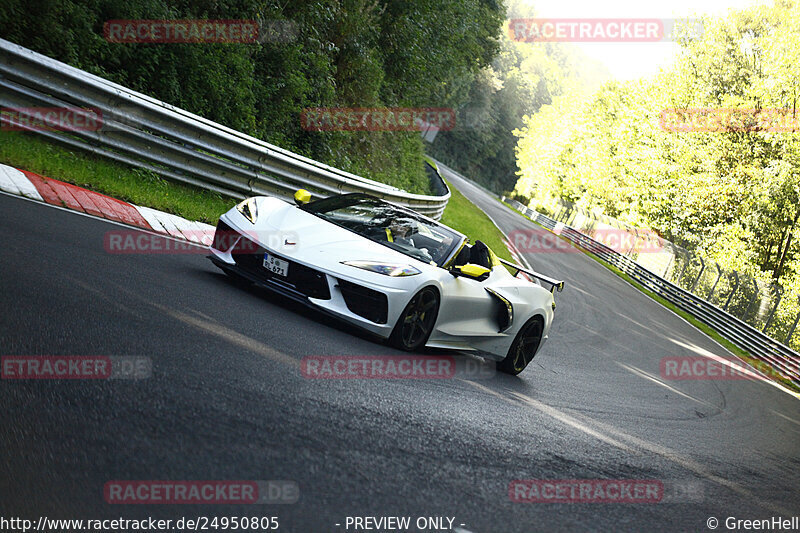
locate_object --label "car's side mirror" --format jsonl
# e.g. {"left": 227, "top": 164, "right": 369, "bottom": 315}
{"left": 450, "top": 263, "right": 491, "bottom": 281}
{"left": 294, "top": 189, "right": 311, "bottom": 206}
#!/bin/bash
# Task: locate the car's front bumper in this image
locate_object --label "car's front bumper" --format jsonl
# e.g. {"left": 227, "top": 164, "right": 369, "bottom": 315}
{"left": 208, "top": 216, "right": 412, "bottom": 339}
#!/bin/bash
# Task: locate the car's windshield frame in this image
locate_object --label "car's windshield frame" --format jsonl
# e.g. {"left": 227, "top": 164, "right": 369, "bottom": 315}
{"left": 301, "top": 193, "right": 465, "bottom": 267}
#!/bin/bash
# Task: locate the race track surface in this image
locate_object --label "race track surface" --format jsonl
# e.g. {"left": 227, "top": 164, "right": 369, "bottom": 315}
{"left": 1, "top": 182, "right": 798, "bottom": 532}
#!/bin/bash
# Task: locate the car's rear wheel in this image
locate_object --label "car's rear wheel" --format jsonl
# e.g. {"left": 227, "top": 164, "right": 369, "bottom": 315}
{"left": 497, "top": 316, "right": 544, "bottom": 375}
{"left": 390, "top": 287, "right": 440, "bottom": 351}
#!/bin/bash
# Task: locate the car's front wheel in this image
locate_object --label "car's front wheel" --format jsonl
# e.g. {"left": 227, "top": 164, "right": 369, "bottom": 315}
{"left": 497, "top": 316, "right": 544, "bottom": 375}
{"left": 389, "top": 287, "right": 440, "bottom": 351}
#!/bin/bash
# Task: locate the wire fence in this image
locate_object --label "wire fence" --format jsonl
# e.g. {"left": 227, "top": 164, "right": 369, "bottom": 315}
{"left": 502, "top": 196, "right": 800, "bottom": 383}
{"left": 534, "top": 198, "right": 800, "bottom": 353}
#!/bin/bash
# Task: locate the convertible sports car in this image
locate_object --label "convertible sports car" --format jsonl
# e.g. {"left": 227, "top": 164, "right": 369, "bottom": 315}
{"left": 208, "top": 190, "right": 563, "bottom": 374}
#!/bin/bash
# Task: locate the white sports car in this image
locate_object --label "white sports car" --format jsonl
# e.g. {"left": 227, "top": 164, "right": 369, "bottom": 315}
{"left": 208, "top": 190, "right": 563, "bottom": 374}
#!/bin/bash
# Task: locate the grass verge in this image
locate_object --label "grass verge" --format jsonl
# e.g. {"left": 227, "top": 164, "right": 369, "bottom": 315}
{"left": 440, "top": 177, "right": 516, "bottom": 270}
{"left": 0, "top": 131, "right": 515, "bottom": 268}
{"left": 0, "top": 131, "right": 236, "bottom": 223}
{"left": 601, "top": 257, "right": 800, "bottom": 393}
{"left": 505, "top": 201, "right": 800, "bottom": 393}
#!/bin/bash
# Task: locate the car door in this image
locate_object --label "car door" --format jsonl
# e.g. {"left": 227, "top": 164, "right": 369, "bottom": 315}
{"left": 434, "top": 268, "right": 500, "bottom": 339}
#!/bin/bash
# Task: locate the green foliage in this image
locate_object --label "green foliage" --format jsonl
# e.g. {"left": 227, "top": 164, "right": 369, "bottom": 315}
{"left": 428, "top": 0, "right": 610, "bottom": 194}
{"left": 0, "top": 0, "right": 506, "bottom": 194}
{"left": 431, "top": 0, "right": 609, "bottom": 192}
{"left": 0, "top": 130, "right": 234, "bottom": 223}
{"left": 440, "top": 178, "right": 515, "bottom": 272}
{"left": 515, "top": 0, "right": 800, "bottom": 287}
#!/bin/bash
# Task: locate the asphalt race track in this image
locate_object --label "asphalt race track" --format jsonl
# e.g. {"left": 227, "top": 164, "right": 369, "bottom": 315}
{"left": 1, "top": 178, "right": 799, "bottom": 532}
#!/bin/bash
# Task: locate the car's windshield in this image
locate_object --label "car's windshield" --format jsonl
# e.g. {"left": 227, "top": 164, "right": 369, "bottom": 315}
{"left": 302, "top": 194, "right": 463, "bottom": 266}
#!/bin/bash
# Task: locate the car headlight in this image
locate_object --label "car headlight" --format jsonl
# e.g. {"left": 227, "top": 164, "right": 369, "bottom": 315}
{"left": 235, "top": 197, "right": 259, "bottom": 224}
{"left": 342, "top": 261, "right": 421, "bottom": 277}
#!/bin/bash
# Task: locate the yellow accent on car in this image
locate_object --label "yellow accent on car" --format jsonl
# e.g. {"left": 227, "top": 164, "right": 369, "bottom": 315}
{"left": 385, "top": 228, "right": 394, "bottom": 242}
{"left": 458, "top": 264, "right": 491, "bottom": 278}
{"left": 487, "top": 247, "right": 501, "bottom": 267}
{"left": 294, "top": 189, "right": 311, "bottom": 205}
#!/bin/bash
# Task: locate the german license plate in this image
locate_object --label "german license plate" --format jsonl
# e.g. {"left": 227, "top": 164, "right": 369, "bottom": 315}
{"left": 263, "top": 253, "right": 289, "bottom": 277}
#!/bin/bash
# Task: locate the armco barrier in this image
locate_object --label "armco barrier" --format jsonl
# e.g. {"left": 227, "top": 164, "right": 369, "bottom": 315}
{"left": 503, "top": 197, "right": 800, "bottom": 384}
{"left": 0, "top": 39, "right": 449, "bottom": 219}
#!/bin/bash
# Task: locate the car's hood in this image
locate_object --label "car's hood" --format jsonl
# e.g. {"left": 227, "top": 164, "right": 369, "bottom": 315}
{"left": 253, "top": 197, "right": 433, "bottom": 268}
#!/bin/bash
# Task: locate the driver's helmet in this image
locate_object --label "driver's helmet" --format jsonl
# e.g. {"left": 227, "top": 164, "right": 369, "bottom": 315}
{"left": 388, "top": 218, "right": 414, "bottom": 240}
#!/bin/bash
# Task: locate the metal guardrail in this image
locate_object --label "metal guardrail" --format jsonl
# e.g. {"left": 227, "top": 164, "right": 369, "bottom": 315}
{"left": 541, "top": 198, "right": 795, "bottom": 345}
{"left": 0, "top": 39, "right": 450, "bottom": 219}
{"left": 503, "top": 197, "right": 800, "bottom": 384}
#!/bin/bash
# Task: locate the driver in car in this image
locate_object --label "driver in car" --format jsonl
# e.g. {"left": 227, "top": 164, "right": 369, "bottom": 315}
{"left": 385, "top": 219, "right": 414, "bottom": 245}
{"left": 385, "top": 219, "right": 434, "bottom": 263}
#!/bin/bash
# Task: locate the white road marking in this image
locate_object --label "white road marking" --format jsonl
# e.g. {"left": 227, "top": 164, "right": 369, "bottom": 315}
{"left": 507, "top": 391, "right": 637, "bottom": 453}
{"left": 615, "top": 361, "right": 718, "bottom": 409}
{"left": 153, "top": 303, "right": 298, "bottom": 369}
{"left": 770, "top": 409, "right": 800, "bottom": 427}
{"left": 509, "top": 387, "right": 793, "bottom": 515}
{"left": 462, "top": 380, "right": 635, "bottom": 453}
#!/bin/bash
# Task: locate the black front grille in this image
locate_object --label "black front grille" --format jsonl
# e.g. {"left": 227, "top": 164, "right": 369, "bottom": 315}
{"left": 231, "top": 236, "right": 330, "bottom": 300}
{"left": 338, "top": 279, "right": 388, "bottom": 324}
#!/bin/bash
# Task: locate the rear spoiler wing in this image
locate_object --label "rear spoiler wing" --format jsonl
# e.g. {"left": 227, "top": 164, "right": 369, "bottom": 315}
{"left": 499, "top": 258, "right": 565, "bottom": 293}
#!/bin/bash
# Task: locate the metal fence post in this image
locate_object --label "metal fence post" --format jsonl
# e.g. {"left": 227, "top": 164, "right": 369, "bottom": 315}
{"left": 708, "top": 264, "right": 723, "bottom": 300}
{"left": 662, "top": 249, "right": 675, "bottom": 278}
{"left": 625, "top": 227, "right": 639, "bottom": 257}
{"left": 723, "top": 271, "right": 740, "bottom": 311}
{"left": 690, "top": 256, "right": 706, "bottom": 293}
{"left": 676, "top": 249, "right": 690, "bottom": 286}
{"left": 784, "top": 296, "right": 800, "bottom": 345}
{"left": 763, "top": 284, "right": 783, "bottom": 333}
{"left": 743, "top": 278, "right": 760, "bottom": 321}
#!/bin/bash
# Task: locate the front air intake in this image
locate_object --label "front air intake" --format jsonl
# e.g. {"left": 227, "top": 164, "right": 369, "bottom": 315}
{"left": 338, "top": 280, "right": 388, "bottom": 324}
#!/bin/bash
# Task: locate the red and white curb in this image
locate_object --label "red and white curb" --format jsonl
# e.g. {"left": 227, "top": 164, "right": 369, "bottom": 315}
{"left": 503, "top": 237, "right": 533, "bottom": 282}
{"left": 0, "top": 163, "right": 215, "bottom": 246}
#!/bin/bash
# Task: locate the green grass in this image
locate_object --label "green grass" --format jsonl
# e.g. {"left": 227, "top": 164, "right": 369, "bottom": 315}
{"left": 440, "top": 177, "right": 516, "bottom": 271}
{"left": 505, "top": 201, "right": 800, "bottom": 393}
{"left": 0, "top": 131, "right": 236, "bottom": 223}
{"left": 1, "top": 130, "right": 515, "bottom": 269}
{"left": 6, "top": 130, "right": 794, "bottom": 390}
